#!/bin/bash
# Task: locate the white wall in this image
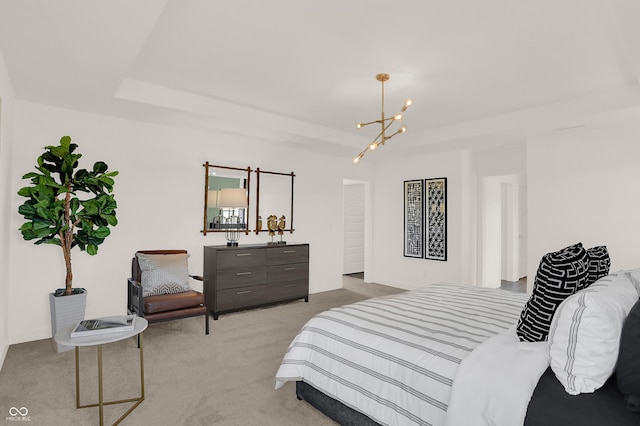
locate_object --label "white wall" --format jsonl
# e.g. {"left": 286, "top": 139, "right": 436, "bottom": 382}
{"left": 370, "top": 149, "right": 476, "bottom": 290}
{"left": 0, "top": 47, "right": 16, "bottom": 369}
{"left": 7, "top": 100, "right": 374, "bottom": 345}
{"left": 527, "top": 122, "right": 640, "bottom": 289}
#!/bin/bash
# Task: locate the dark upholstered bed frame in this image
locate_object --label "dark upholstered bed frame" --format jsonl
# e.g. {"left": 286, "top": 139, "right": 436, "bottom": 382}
{"left": 296, "top": 381, "right": 380, "bottom": 426}
{"left": 524, "top": 368, "right": 638, "bottom": 426}
{"left": 296, "top": 368, "right": 639, "bottom": 426}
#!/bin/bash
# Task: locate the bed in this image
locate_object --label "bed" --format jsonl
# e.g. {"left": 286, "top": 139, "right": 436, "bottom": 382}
{"left": 275, "top": 274, "right": 640, "bottom": 425}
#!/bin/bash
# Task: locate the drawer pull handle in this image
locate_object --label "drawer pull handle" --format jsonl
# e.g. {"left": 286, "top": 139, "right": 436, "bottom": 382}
{"left": 236, "top": 253, "right": 252, "bottom": 257}
{"left": 236, "top": 290, "right": 251, "bottom": 295}
{"left": 283, "top": 250, "right": 296, "bottom": 253}
{"left": 236, "top": 272, "right": 252, "bottom": 276}
{"left": 284, "top": 284, "right": 296, "bottom": 288}
{"left": 283, "top": 267, "right": 296, "bottom": 271}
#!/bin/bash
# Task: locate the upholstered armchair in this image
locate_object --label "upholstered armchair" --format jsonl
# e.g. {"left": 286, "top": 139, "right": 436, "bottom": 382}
{"left": 127, "top": 250, "right": 209, "bottom": 334}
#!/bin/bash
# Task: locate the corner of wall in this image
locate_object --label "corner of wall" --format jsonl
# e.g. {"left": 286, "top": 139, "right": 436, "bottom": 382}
{"left": 0, "top": 46, "right": 16, "bottom": 371}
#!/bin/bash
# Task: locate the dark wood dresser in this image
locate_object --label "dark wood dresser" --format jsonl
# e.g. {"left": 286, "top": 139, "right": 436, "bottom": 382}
{"left": 203, "top": 243, "right": 309, "bottom": 319}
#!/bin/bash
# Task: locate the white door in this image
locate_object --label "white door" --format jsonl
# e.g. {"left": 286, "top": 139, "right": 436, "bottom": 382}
{"left": 343, "top": 183, "right": 365, "bottom": 274}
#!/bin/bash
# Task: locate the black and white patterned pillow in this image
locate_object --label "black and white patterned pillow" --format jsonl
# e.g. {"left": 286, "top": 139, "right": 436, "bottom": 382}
{"left": 516, "top": 243, "right": 589, "bottom": 342}
{"left": 585, "top": 245, "right": 610, "bottom": 288}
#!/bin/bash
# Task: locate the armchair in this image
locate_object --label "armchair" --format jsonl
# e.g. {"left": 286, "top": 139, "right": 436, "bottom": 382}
{"left": 127, "top": 250, "right": 209, "bottom": 334}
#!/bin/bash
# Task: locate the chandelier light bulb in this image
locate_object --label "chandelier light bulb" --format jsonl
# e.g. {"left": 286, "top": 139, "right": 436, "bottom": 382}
{"left": 405, "top": 98, "right": 413, "bottom": 107}
{"left": 394, "top": 112, "right": 404, "bottom": 121}
{"left": 369, "top": 143, "right": 377, "bottom": 151}
{"left": 400, "top": 125, "right": 408, "bottom": 133}
{"left": 356, "top": 123, "right": 363, "bottom": 129}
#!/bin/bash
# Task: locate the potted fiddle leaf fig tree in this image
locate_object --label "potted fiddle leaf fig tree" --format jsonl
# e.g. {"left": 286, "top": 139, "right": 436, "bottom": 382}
{"left": 17, "top": 136, "right": 118, "bottom": 351}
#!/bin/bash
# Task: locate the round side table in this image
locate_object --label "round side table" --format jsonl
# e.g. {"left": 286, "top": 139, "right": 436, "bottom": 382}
{"left": 55, "top": 316, "right": 148, "bottom": 426}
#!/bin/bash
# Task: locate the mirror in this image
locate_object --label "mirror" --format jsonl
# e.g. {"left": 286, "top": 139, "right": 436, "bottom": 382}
{"left": 202, "top": 162, "right": 251, "bottom": 235}
{"left": 255, "top": 168, "right": 295, "bottom": 235}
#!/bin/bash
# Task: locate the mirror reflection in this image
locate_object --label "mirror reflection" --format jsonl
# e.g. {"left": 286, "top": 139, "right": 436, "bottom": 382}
{"left": 255, "top": 169, "right": 295, "bottom": 235}
{"left": 203, "top": 163, "right": 251, "bottom": 235}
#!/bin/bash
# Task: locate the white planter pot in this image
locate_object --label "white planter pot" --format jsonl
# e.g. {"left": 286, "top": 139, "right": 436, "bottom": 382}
{"left": 49, "top": 290, "right": 87, "bottom": 352}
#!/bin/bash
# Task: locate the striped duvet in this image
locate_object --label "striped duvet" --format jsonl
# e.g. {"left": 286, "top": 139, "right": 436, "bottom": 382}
{"left": 275, "top": 282, "right": 529, "bottom": 426}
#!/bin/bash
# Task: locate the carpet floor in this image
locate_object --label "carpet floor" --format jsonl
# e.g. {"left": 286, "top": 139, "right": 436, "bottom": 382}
{"left": 0, "top": 276, "right": 403, "bottom": 425}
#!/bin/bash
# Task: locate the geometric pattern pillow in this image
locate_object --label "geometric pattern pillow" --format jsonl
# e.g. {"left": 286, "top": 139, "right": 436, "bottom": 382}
{"left": 136, "top": 253, "right": 192, "bottom": 297}
{"left": 516, "top": 242, "right": 589, "bottom": 342}
{"left": 585, "top": 245, "right": 610, "bottom": 288}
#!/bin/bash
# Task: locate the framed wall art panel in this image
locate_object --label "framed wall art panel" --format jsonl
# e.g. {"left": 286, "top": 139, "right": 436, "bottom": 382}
{"left": 403, "top": 179, "right": 424, "bottom": 258}
{"left": 425, "top": 177, "right": 447, "bottom": 261}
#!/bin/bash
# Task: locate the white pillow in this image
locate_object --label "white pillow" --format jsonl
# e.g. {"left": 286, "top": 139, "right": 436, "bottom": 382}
{"left": 548, "top": 271, "right": 640, "bottom": 395}
{"left": 136, "top": 253, "right": 192, "bottom": 297}
{"left": 626, "top": 268, "right": 640, "bottom": 293}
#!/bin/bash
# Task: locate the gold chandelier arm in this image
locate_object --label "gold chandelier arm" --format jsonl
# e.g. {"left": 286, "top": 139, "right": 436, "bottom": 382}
{"left": 358, "top": 116, "right": 397, "bottom": 128}
{"left": 357, "top": 119, "right": 380, "bottom": 128}
{"left": 377, "top": 116, "right": 398, "bottom": 142}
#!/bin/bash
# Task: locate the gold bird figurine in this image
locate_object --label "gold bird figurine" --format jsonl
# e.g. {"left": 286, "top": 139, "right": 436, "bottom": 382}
{"left": 267, "top": 215, "right": 278, "bottom": 237}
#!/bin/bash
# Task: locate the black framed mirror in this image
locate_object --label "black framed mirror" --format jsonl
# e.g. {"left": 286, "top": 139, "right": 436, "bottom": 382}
{"left": 254, "top": 168, "right": 295, "bottom": 235}
{"left": 202, "top": 162, "right": 251, "bottom": 236}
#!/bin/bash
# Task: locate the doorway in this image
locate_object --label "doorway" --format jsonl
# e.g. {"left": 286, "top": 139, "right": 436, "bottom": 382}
{"left": 479, "top": 174, "right": 527, "bottom": 288}
{"left": 343, "top": 181, "right": 365, "bottom": 276}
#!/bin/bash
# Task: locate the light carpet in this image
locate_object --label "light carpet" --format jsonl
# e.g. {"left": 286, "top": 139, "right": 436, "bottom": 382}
{"left": 0, "top": 277, "right": 403, "bottom": 425}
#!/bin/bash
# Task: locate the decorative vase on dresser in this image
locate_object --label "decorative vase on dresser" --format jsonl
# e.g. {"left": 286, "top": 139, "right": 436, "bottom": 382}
{"left": 203, "top": 243, "right": 309, "bottom": 319}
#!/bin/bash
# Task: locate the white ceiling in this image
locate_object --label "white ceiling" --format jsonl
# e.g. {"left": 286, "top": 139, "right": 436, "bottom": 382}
{"left": 1, "top": 0, "right": 639, "bottom": 158}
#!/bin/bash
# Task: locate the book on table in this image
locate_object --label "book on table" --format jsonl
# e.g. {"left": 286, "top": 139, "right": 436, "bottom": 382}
{"left": 70, "top": 315, "right": 136, "bottom": 338}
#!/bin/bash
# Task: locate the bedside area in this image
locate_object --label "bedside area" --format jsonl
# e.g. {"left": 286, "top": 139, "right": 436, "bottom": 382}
{"left": 204, "top": 243, "right": 309, "bottom": 319}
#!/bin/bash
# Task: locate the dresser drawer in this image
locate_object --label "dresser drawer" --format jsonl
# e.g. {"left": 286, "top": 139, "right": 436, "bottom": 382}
{"left": 216, "top": 266, "right": 267, "bottom": 290}
{"left": 267, "top": 263, "right": 309, "bottom": 283}
{"left": 267, "top": 245, "right": 309, "bottom": 265}
{"left": 267, "top": 279, "right": 309, "bottom": 302}
{"left": 216, "top": 285, "right": 267, "bottom": 311}
{"left": 216, "top": 249, "right": 266, "bottom": 270}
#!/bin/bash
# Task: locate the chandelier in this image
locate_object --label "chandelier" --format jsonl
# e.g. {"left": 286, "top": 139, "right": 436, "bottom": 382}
{"left": 353, "top": 73, "right": 412, "bottom": 163}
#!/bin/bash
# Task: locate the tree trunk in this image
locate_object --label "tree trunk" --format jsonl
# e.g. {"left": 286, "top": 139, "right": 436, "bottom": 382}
{"left": 62, "top": 183, "right": 73, "bottom": 295}
{"left": 63, "top": 240, "right": 73, "bottom": 295}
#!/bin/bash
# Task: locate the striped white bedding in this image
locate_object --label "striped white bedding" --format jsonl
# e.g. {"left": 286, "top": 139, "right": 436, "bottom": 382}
{"left": 274, "top": 282, "right": 529, "bottom": 426}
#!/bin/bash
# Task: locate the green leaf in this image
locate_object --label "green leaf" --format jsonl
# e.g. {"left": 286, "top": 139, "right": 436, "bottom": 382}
{"left": 21, "top": 172, "right": 41, "bottom": 180}
{"left": 18, "top": 203, "right": 37, "bottom": 217}
{"left": 32, "top": 221, "right": 51, "bottom": 231}
{"left": 17, "top": 187, "right": 33, "bottom": 197}
{"left": 49, "top": 145, "right": 69, "bottom": 159}
{"left": 93, "top": 161, "right": 108, "bottom": 173}
{"left": 105, "top": 214, "right": 118, "bottom": 226}
{"left": 93, "top": 227, "right": 110, "bottom": 239}
{"left": 42, "top": 238, "right": 62, "bottom": 246}
{"left": 98, "top": 175, "right": 115, "bottom": 188}
{"left": 86, "top": 244, "right": 98, "bottom": 255}
{"left": 70, "top": 197, "right": 80, "bottom": 215}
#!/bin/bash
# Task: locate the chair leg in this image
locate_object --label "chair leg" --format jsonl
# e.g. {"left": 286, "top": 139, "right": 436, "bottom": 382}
{"left": 205, "top": 311, "right": 210, "bottom": 335}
